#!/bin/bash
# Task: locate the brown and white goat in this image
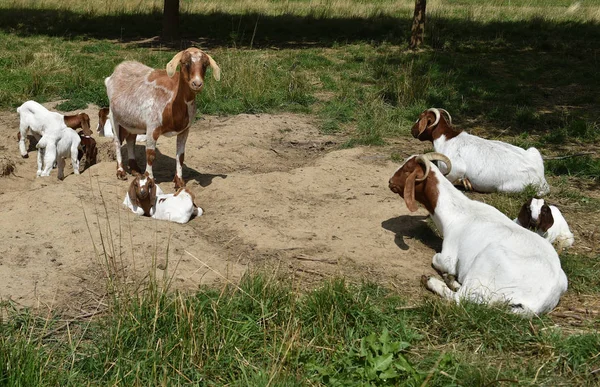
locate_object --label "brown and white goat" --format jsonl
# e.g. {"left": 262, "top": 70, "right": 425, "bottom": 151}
{"left": 17, "top": 100, "right": 92, "bottom": 158}
{"left": 411, "top": 108, "right": 550, "bottom": 196}
{"left": 389, "top": 153, "right": 567, "bottom": 315}
{"left": 105, "top": 47, "right": 221, "bottom": 189}
{"left": 123, "top": 172, "right": 161, "bottom": 217}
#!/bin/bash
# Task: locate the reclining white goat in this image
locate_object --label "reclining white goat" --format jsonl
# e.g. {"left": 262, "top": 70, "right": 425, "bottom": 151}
{"left": 515, "top": 198, "right": 574, "bottom": 251}
{"left": 411, "top": 108, "right": 550, "bottom": 196}
{"left": 388, "top": 153, "right": 567, "bottom": 315}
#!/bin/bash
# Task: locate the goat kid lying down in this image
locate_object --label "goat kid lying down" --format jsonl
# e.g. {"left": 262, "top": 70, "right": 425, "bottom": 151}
{"left": 515, "top": 198, "right": 574, "bottom": 250}
{"left": 411, "top": 108, "right": 550, "bottom": 196}
{"left": 123, "top": 173, "right": 203, "bottom": 224}
{"left": 388, "top": 153, "right": 567, "bottom": 315}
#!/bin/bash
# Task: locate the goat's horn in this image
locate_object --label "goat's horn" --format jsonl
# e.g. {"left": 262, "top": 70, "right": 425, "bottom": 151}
{"left": 414, "top": 155, "right": 431, "bottom": 182}
{"left": 422, "top": 152, "right": 452, "bottom": 175}
{"left": 438, "top": 108, "right": 452, "bottom": 125}
{"left": 426, "top": 108, "right": 441, "bottom": 128}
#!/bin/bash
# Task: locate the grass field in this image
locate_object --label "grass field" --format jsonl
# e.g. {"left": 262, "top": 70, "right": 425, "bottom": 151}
{"left": 1, "top": 0, "right": 600, "bottom": 385}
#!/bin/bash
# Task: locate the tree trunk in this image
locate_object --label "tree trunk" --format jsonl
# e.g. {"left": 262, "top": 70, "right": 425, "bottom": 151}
{"left": 162, "top": 0, "right": 180, "bottom": 42}
{"left": 409, "top": 0, "right": 426, "bottom": 50}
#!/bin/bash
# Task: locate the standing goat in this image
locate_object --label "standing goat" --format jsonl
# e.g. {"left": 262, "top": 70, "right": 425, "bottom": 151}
{"left": 388, "top": 153, "right": 567, "bottom": 315}
{"left": 17, "top": 100, "right": 91, "bottom": 158}
{"left": 515, "top": 198, "right": 574, "bottom": 250}
{"left": 36, "top": 126, "right": 81, "bottom": 179}
{"left": 105, "top": 47, "right": 220, "bottom": 188}
{"left": 411, "top": 108, "right": 550, "bottom": 195}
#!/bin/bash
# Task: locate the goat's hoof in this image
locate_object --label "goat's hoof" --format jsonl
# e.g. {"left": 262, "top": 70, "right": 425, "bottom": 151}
{"left": 173, "top": 176, "right": 186, "bottom": 190}
{"left": 420, "top": 275, "right": 430, "bottom": 288}
{"left": 116, "top": 170, "right": 127, "bottom": 180}
{"left": 22, "top": 154, "right": 28, "bottom": 159}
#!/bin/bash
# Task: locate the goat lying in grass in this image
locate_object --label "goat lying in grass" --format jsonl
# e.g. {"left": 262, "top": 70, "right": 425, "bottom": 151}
{"left": 124, "top": 172, "right": 203, "bottom": 223}
{"left": 515, "top": 198, "right": 574, "bottom": 251}
{"left": 388, "top": 152, "right": 567, "bottom": 315}
{"left": 411, "top": 108, "right": 550, "bottom": 196}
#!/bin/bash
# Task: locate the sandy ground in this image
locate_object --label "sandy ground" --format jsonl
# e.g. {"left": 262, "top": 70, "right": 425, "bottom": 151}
{"left": 0, "top": 102, "right": 441, "bottom": 314}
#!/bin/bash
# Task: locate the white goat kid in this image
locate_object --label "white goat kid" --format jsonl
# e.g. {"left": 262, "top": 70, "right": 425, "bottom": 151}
{"left": 36, "top": 126, "right": 81, "bottom": 179}
{"left": 411, "top": 108, "right": 550, "bottom": 196}
{"left": 17, "top": 100, "right": 91, "bottom": 158}
{"left": 124, "top": 173, "right": 202, "bottom": 223}
{"left": 515, "top": 198, "right": 574, "bottom": 250}
{"left": 388, "top": 153, "right": 567, "bottom": 315}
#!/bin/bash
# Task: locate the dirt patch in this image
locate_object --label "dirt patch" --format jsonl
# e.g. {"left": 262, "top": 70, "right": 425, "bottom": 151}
{"left": 0, "top": 107, "right": 438, "bottom": 313}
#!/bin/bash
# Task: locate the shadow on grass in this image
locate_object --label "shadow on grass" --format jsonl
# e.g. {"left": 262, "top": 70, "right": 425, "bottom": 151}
{"left": 1, "top": 7, "right": 599, "bottom": 139}
{"left": 381, "top": 215, "right": 442, "bottom": 252}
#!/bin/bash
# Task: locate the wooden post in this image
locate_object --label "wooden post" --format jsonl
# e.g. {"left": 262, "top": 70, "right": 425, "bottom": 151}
{"left": 162, "top": 0, "right": 180, "bottom": 42}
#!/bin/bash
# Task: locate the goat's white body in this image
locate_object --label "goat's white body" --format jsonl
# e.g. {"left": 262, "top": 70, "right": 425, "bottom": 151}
{"left": 17, "top": 100, "right": 68, "bottom": 157}
{"left": 423, "top": 165, "right": 567, "bottom": 315}
{"left": 36, "top": 126, "right": 81, "bottom": 179}
{"left": 97, "top": 116, "right": 147, "bottom": 142}
{"left": 152, "top": 190, "right": 203, "bottom": 224}
{"left": 433, "top": 132, "right": 549, "bottom": 195}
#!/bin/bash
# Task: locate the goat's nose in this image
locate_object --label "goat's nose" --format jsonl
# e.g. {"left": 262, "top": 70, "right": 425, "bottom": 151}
{"left": 192, "top": 80, "right": 203, "bottom": 89}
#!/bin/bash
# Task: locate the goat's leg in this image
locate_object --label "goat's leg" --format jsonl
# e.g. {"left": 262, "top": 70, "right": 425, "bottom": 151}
{"left": 18, "top": 123, "right": 29, "bottom": 158}
{"left": 57, "top": 157, "right": 66, "bottom": 180}
{"left": 173, "top": 129, "right": 189, "bottom": 189}
{"left": 458, "top": 177, "right": 473, "bottom": 191}
{"left": 144, "top": 131, "right": 158, "bottom": 179}
{"left": 71, "top": 144, "right": 80, "bottom": 175}
{"left": 432, "top": 252, "right": 458, "bottom": 276}
{"left": 421, "top": 275, "right": 456, "bottom": 300}
{"left": 442, "top": 274, "right": 462, "bottom": 291}
{"left": 111, "top": 117, "right": 127, "bottom": 180}
{"left": 40, "top": 141, "right": 56, "bottom": 177}
{"left": 36, "top": 146, "right": 44, "bottom": 176}
{"left": 125, "top": 133, "right": 141, "bottom": 174}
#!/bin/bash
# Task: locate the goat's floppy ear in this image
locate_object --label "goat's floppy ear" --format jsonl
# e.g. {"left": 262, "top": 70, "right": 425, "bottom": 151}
{"left": 166, "top": 51, "right": 184, "bottom": 77}
{"left": 538, "top": 205, "right": 554, "bottom": 233}
{"left": 403, "top": 170, "right": 419, "bottom": 212}
{"left": 81, "top": 114, "right": 91, "bottom": 136}
{"left": 128, "top": 177, "right": 141, "bottom": 207}
{"left": 517, "top": 201, "right": 532, "bottom": 228}
{"left": 416, "top": 114, "right": 429, "bottom": 138}
{"left": 206, "top": 54, "right": 221, "bottom": 81}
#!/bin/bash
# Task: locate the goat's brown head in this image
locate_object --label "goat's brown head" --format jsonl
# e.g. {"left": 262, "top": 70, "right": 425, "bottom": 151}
{"left": 517, "top": 198, "right": 554, "bottom": 232}
{"left": 388, "top": 153, "right": 452, "bottom": 213}
{"left": 166, "top": 47, "right": 221, "bottom": 92}
{"left": 64, "top": 112, "right": 92, "bottom": 136}
{"left": 77, "top": 132, "right": 97, "bottom": 166}
{"left": 128, "top": 172, "right": 158, "bottom": 216}
{"left": 411, "top": 108, "right": 459, "bottom": 142}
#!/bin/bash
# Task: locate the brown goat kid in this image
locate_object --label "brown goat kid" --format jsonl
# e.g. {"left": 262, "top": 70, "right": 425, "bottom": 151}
{"left": 105, "top": 47, "right": 221, "bottom": 189}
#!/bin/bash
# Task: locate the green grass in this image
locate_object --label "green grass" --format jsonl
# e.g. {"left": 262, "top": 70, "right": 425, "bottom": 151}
{"left": 2, "top": 273, "right": 600, "bottom": 386}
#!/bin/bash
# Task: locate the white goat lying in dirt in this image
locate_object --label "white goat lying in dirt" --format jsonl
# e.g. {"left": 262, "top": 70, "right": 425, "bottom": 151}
{"left": 411, "top": 108, "right": 550, "bottom": 196}
{"left": 388, "top": 153, "right": 567, "bottom": 315}
{"left": 515, "top": 198, "right": 574, "bottom": 251}
{"left": 123, "top": 172, "right": 203, "bottom": 223}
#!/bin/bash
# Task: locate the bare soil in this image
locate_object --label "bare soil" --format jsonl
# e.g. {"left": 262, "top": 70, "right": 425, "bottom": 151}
{"left": 1, "top": 103, "right": 597, "bottom": 322}
{"left": 0, "top": 103, "right": 437, "bottom": 314}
